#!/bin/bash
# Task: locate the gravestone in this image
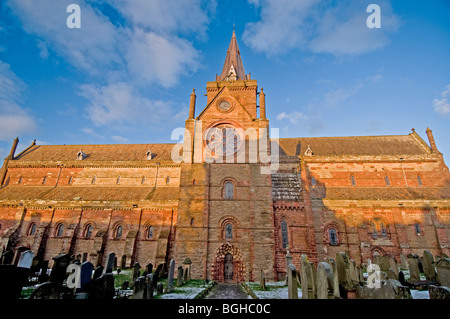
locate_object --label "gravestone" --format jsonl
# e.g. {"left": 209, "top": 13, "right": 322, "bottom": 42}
{"left": 182, "top": 258, "right": 192, "bottom": 282}
{"left": 336, "top": 252, "right": 357, "bottom": 297}
{"left": 388, "top": 256, "right": 399, "bottom": 278}
{"left": 285, "top": 249, "right": 292, "bottom": 283}
{"left": 121, "top": 281, "right": 129, "bottom": 290}
{"left": 300, "top": 255, "right": 315, "bottom": 299}
{"left": 165, "top": 259, "right": 175, "bottom": 293}
{"left": 407, "top": 255, "right": 421, "bottom": 282}
{"left": 133, "top": 276, "right": 146, "bottom": 299}
{"left": 38, "top": 260, "right": 49, "bottom": 283}
{"left": 103, "top": 252, "right": 115, "bottom": 274}
{"left": 131, "top": 262, "right": 141, "bottom": 286}
{"left": 156, "top": 282, "right": 164, "bottom": 294}
{"left": 79, "top": 261, "right": 94, "bottom": 292}
{"left": 93, "top": 266, "right": 103, "bottom": 279}
{"left": 18, "top": 250, "right": 34, "bottom": 269}
{"left": 349, "top": 259, "right": 359, "bottom": 286}
{"left": 422, "top": 250, "right": 436, "bottom": 282}
{"left": 177, "top": 265, "right": 184, "bottom": 287}
{"left": 146, "top": 274, "right": 154, "bottom": 299}
{"left": 400, "top": 254, "right": 409, "bottom": 269}
{"left": 29, "top": 282, "right": 60, "bottom": 299}
{"left": 0, "top": 265, "right": 30, "bottom": 299}
{"left": 260, "top": 269, "right": 266, "bottom": 291}
{"left": 287, "top": 264, "right": 298, "bottom": 299}
{"left": 144, "top": 263, "right": 153, "bottom": 276}
{"left": 49, "top": 254, "right": 72, "bottom": 286}
{"left": 316, "top": 262, "right": 334, "bottom": 299}
{"left": 435, "top": 258, "right": 450, "bottom": 287}
{"left": 326, "top": 257, "right": 340, "bottom": 299}
{"left": 428, "top": 285, "right": 450, "bottom": 299}
{"left": 89, "top": 273, "right": 115, "bottom": 299}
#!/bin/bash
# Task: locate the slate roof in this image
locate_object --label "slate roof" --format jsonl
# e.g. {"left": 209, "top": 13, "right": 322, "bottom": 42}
{"left": 275, "top": 135, "right": 430, "bottom": 157}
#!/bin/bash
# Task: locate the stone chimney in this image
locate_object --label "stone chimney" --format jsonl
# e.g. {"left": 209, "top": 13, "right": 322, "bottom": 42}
{"left": 189, "top": 89, "right": 196, "bottom": 119}
{"left": 260, "top": 88, "right": 266, "bottom": 119}
{"left": 426, "top": 127, "right": 438, "bottom": 153}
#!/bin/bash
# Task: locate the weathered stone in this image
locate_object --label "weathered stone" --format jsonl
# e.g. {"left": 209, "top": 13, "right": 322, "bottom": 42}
{"left": 316, "top": 262, "right": 334, "bottom": 299}
{"left": 407, "top": 255, "right": 421, "bottom": 282}
{"left": 428, "top": 285, "right": 450, "bottom": 299}
{"left": 435, "top": 258, "right": 450, "bottom": 287}
{"left": 287, "top": 264, "right": 298, "bottom": 299}
{"left": 422, "top": 250, "right": 436, "bottom": 282}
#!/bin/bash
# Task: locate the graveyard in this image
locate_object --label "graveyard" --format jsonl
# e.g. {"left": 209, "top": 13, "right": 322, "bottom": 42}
{"left": 0, "top": 250, "right": 449, "bottom": 300}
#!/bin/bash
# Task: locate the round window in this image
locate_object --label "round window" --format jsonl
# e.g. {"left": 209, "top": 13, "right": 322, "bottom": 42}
{"left": 218, "top": 100, "right": 232, "bottom": 111}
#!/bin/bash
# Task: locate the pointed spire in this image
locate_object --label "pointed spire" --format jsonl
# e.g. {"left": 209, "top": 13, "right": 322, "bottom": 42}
{"left": 219, "top": 30, "right": 246, "bottom": 81}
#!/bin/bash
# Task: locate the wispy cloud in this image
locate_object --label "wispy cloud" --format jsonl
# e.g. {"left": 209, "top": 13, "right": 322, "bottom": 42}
{"left": 0, "top": 60, "right": 37, "bottom": 141}
{"left": 276, "top": 111, "right": 309, "bottom": 124}
{"left": 433, "top": 84, "right": 450, "bottom": 115}
{"left": 244, "top": 0, "right": 399, "bottom": 56}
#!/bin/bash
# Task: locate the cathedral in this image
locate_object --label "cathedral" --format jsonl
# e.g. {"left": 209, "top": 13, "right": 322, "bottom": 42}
{"left": 0, "top": 31, "right": 449, "bottom": 282}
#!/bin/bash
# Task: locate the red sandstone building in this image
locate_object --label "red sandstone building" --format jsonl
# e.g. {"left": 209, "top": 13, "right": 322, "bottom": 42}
{"left": 0, "top": 32, "right": 449, "bottom": 282}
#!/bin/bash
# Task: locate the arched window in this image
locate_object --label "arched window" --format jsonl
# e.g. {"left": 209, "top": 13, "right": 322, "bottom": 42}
{"left": 166, "top": 176, "right": 170, "bottom": 184}
{"left": 55, "top": 223, "right": 64, "bottom": 237}
{"left": 115, "top": 225, "right": 123, "bottom": 239}
{"left": 68, "top": 176, "right": 73, "bottom": 185}
{"left": 225, "top": 223, "right": 233, "bottom": 240}
{"left": 92, "top": 176, "right": 97, "bottom": 184}
{"left": 141, "top": 176, "right": 146, "bottom": 185}
{"left": 224, "top": 181, "right": 234, "bottom": 199}
{"left": 417, "top": 175, "right": 423, "bottom": 186}
{"left": 385, "top": 176, "right": 390, "bottom": 186}
{"left": 380, "top": 222, "right": 388, "bottom": 237}
{"left": 311, "top": 176, "right": 316, "bottom": 187}
{"left": 371, "top": 222, "right": 378, "bottom": 239}
{"left": 329, "top": 228, "right": 338, "bottom": 246}
{"left": 350, "top": 175, "right": 356, "bottom": 186}
{"left": 147, "top": 226, "right": 154, "bottom": 239}
{"left": 281, "top": 219, "right": 289, "bottom": 249}
{"left": 116, "top": 176, "right": 121, "bottom": 184}
{"left": 85, "top": 224, "right": 93, "bottom": 239}
{"left": 414, "top": 223, "right": 422, "bottom": 236}
{"left": 28, "top": 223, "right": 37, "bottom": 236}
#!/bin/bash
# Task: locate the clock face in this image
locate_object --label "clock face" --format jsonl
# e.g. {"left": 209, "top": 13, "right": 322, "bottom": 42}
{"left": 218, "top": 100, "right": 232, "bottom": 112}
{"left": 204, "top": 124, "right": 243, "bottom": 157}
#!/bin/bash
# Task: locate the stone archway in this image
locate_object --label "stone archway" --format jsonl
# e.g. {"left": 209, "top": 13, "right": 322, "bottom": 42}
{"left": 211, "top": 243, "right": 245, "bottom": 282}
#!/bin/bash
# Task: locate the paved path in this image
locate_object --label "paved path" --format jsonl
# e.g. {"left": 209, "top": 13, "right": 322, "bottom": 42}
{"left": 204, "top": 283, "right": 251, "bottom": 299}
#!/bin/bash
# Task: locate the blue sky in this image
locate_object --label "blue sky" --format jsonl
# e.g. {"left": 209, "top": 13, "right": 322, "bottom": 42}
{"left": 0, "top": 0, "right": 449, "bottom": 161}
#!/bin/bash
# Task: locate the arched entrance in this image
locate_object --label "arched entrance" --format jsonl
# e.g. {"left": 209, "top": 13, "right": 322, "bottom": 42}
{"left": 211, "top": 243, "right": 245, "bottom": 282}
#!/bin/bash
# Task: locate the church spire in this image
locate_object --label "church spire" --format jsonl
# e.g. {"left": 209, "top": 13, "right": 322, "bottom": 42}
{"left": 219, "top": 30, "right": 246, "bottom": 81}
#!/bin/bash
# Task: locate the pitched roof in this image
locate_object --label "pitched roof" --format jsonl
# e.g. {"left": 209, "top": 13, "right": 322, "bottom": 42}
{"left": 219, "top": 31, "right": 246, "bottom": 81}
{"left": 275, "top": 134, "right": 430, "bottom": 157}
{"left": 13, "top": 143, "right": 177, "bottom": 162}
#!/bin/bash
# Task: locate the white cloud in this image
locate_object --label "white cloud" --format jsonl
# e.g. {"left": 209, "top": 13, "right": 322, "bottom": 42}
{"left": 81, "top": 128, "right": 104, "bottom": 139}
{"left": 111, "top": 135, "right": 129, "bottom": 143}
{"left": 0, "top": 61, "right": 38, "bottom": 141}
{"left": 243, "top": 0, "right": 399, "bottom": 56}
{"left": 433, "top": 84, "right": 450, "bottom": 115}
{"left": 79, "top": 82, "right": 178, "bottom": 127}
{"left": 276, "top": 111, "right": 308, "bottom": 124}
{"left": 322, "top": 82, "right": 363, "bottom": 108}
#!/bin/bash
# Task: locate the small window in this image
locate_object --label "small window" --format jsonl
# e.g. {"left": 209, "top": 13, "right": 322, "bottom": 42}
{"left": 225, "top": 223, "right": 233, "bottom": 240}
{"left": 311, "top": 176, "right": 316, "bottom": 187}
{"left": 115, "top": 225, "right": 123, "bottom": 239}
{"left": 192, "top": 179, "right": 196, "bottom": 185}
{"left": 68, "top": 176, "right": 73, "bottom": 185}
{"left": 42, "top": 176, "right": 47, "bottom": 185}
{"left": 224, "top": 181, "right": 234, "bottom": 199}
{"left": 350, "top": 175, "right": 356, "bottom": 186}
{"left": 55, "top": 223, "right": 64, "bottom": 237}
{"left": 147, "top": 226, "right": 154, "bottom": 239}
{"left": 417, "top": 175, "right": 423, "bottom": 186}
{"left": 166, "top": 176, "right": 170, "bottom": 184}
{"left": 385, "top": 176, "right": 390, "bottom": 186}
{"left": 329, "top": 228, "right": 338, "bottom": 246}
{"left": 414, "top": 223, "right": 421, "bottom": 236}
{"left": 190, "top": 218, "right": 194, "bottom": 226}
{"left": 141, "top": 176, "right": 146, "bottom": 185}
{"left": 371, "top": 222, "right": 378, "bottom": 239}
{"left": 28, "top": 223, "right": 37, "bottom": 236}
{"left": 18, "top": 176, "right": 23, "bottom": 185}
{"left": 92, "top": 176, "right": 97, "bottom": 184}
{"left": 85, "top": 224, "right": 93, "bottom": 238}
{"left": 116, "top": 176, "right": 121, "bottom": 184}
{"left": 281, "top": 219, "right": 288, "bottom": 249}
{"left": 380, "top": 223, "right": 388, "bottom": 237}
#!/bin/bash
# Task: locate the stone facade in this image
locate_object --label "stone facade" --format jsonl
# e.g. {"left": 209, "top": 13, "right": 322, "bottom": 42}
{"left": 0, "top": 32, "right": 449, "bottom": 282}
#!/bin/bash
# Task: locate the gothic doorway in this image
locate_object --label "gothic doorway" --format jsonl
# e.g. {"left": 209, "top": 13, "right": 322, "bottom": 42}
{"left": 224, "top": 253, "right": 233, "bottom": 282}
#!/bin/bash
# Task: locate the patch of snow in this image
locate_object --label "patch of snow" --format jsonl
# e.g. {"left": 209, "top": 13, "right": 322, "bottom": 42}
{"left": 410, "top": 290, "right": 430, "bottom": 299}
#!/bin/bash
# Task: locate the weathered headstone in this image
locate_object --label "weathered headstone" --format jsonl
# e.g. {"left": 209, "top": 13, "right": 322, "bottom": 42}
{"left": 89, "top": 273, "right": 115, "bottom": 299}
{"left": 145, "top": 263, "right": 153, "bottom": 275}
{"left": 177, "top": 265, "right": 184, "bottom": 287}
{"left": 79, "top": 261, "right": 94, "bottom": 292}
{"left": 165, "top": 259, "right": 175, "bottom": 293}
{"left": 428, "top": 285, "right": 450, "bottom": 299}
{"left": 146, "top": 274, "right": 154, "bottom": 299}
{"left": 38, "top": 260, "right": 49, "bottom": 283}
{"left": 49, "top": 254, "right": 72, "bottom": 286}
{"left": 349, "top": 259, "right": 359, "bottom": 286}
{"left": 133, "top": 276, "right": 146, "bottom": 299}
{"left": 103, "top": 252, "right": 115, "bottom": 274}
{"left": 182, "top": 258, "right": 192, "bottom": 282}
{"left": 316, "top": 262, "right": 334, "bottom": 299}
{"left": 260, "top": 269, "right": 266, "bottom": 291}
{"left": 92, "top": 266, "right": 103, "bottom": 279}
{"left": 326, "top": 257, "right": 340, "bottom": 299}
{"left": 18, "top": 250, "right": 34, "bottom": 269}
{"left": 156, "top": 282, "right": 164, "bottom": 294}
{"left": 422, "top": 250, "right": 436, "bottom": 282}
{"left": 400, "top": 254, "right": 408, "bottom": 269}
{"left": 336, "top": 252, "right": 357, "bottom": 298}
{"left": 435, "top": 258, "right": 450, "bottom": 287}
{"left": 0, "top": 265, "right": 30, "bottom": 299}
{"left": 29, "top": 282, "right": 60, "bottom": 299}
{"left": 121, "top": 281, "right": 129, "bottom": 290}
{"left": 388, "top": 256, "right": 399, "bottom": 278}
{"left": 357, "top": 279, "right": 412, "bottom": 299}
{"left": 300, "top": 255, "right": 315, "bottom": 299}
{"left": 407, "top": 255, "right": 420, "bottom": 282}
{"left": 287, "top": 264, "right": 298, "bottom": 299}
